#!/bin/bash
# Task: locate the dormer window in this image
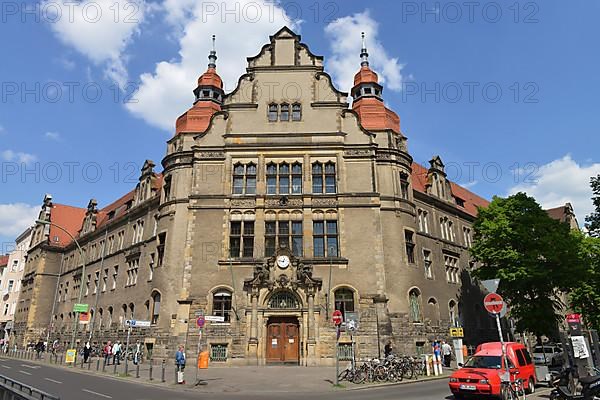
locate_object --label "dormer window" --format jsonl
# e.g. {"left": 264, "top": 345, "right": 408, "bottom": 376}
{"left": 203, "top": 90, "right": 210, "bottom": 97}
{"left": 268, "top": 104, "right": 278, "bottom": 122}
{"left": 280, "top": 103, "right": 290, "bottom": 121}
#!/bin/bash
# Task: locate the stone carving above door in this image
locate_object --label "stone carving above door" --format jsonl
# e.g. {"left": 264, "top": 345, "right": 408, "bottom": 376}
{"left": 244, "top": 245, "right": 322, "bottom": 296}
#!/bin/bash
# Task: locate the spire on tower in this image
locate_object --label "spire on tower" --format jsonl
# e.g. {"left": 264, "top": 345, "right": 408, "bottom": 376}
{"left": 208, "top": 34, "right": 217, "bottom": 69}
{"left": 360, "top": 31, "right": 369, "bottom": 67}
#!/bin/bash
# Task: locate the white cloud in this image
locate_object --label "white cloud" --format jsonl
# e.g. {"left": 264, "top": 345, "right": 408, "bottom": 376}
{"left": 1, "top": 150, "right": 37, "bottom": 164}
{"left": 45, "top": 131, "right": 61, "bottom": 141}
{"left": 508, "top": 155, "right": 600, "bottom": 222}
{"left": 125, "top": 0, "right": 298, "bottom": 131}
{"left": 0, "top": 203, "right": 38, "bottom": 238}
{"left": 324, "top": 10, "right": 405, "bottom": 94}
{"left": 43, "top": 0, "right": 147, "bottom": 86}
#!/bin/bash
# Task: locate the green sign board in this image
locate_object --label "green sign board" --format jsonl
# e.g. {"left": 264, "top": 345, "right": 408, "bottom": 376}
{"left": 73, "top": 303, "right": 89, "bottom": 313}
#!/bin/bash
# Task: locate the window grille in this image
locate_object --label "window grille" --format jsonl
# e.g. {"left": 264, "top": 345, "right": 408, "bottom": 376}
{"left": 268, "top": 291, "right": 299, "bottom": 309}
{"left": 210, "top": 344, "right": 228, "bottom": 362}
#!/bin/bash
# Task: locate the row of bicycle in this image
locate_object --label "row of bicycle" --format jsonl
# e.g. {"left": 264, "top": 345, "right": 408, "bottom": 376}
{"left": 338, "top": 355, "right": 427, "bottom": 384}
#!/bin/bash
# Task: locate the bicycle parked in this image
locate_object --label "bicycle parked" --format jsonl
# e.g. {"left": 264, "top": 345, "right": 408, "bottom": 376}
{"left": 501, "top": 370, "right": 527, "bottom": 400}
{"left": 338, "top": 354, "right": 426, "bottom": 384}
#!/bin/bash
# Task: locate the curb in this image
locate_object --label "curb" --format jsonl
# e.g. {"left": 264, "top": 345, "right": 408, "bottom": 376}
{"left": 345, "top": 374, "right": 451, "bottom": 391}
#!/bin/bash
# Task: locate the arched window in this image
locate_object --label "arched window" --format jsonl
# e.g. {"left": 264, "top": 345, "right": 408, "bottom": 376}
{"left": 268, "top": 291, "right": 299, "bottom": 309}
{"left": 427, "top": 298, "right": 439, "bottom": 326}
{"left": 312, "top": 162, "right": 323, "bottom": 193}
{"left": 334, "top": 288, "right": 355, "bottom": 319}
{"left": 280, "top": 103, "right": 290, "bottom": 121}
{"left": 213, "top": 290, "right": 232, "bottom": 322}
{"left": 278, "top": 162, "right": 290, "bottom": 194}
{"left": 129, "top": 303, "right": 135, "bottom": 319}
{"left": 449, "top": 300, "right": 457, "bottom": 327}
{"left": 324, "top": 162, "right": 336, "bottom": 193}
{"left": 121, "top": 304, "right": 127, "bottom": 325}
{"left": 291, "top": 162, "right": 302, "bottom": 194}
{"left": 266, "top": 163, "right": 277, "bottom": 194}
{"left": 245, "top": 163, "right": 256, "bottom": 194}
{"left": 292, "top": 103, "right": 301, "bottom": 121}
{"left": 400, "top": 172, "right": 410, "bottom": 200}
{"left": 409, "top": 289, "right": 422, "bottom": 322}
{"left": 151, "top": 292, "right": 161, "bottom": 324}
{"left": 144, "top": 300, "right": 150, "bottom": 320}
{"left": 107, "top": 306, "right": 113, "bottom": 328}
{"left": 98, "top": 308, "right": 103, "bottom": 330}
{"left": 232, "top": 163, "right": 244, "bottom": 194}
{"left": 268, "top": 103, "right": 278, "bottom": 122}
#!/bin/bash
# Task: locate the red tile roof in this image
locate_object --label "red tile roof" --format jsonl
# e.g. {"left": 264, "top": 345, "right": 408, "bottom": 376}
{"left": 94, "top": 190, "right": 135, "bottom": 229}
{"left": 0, "top": 255, "right": 8, "bottom": 268}
{"left": 411, "top": 162, "right": 489, "bottom": 217}
{"left": 48, "top": 204, "right": 87, "bottom": 247}
{"left": 176, "top": 100, "right": 221, "bottom": 135}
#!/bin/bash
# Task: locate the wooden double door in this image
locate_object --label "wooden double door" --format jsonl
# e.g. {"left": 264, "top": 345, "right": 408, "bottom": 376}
{"left": 266, "top": 317, "right": 299, "bottom": 364}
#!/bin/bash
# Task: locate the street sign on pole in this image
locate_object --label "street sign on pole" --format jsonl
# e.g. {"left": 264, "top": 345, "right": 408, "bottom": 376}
{"left": 79, "top": 312, "right": 90, "bottom": 324}
{"left": 126, "top": 320, "right": 151, "bottom": 328}
{"left": 332, "top": 310, "right": 343, "bottom": 326}
{"left": 73, "top": 303, "right": 89, "bottom": 313}
{"left": 449, "top": 327, "right": 464, "bottom": 337}
{"left": 196, "top": 316, "right": 205, "bottom": 328}
{"left": 204, "top": 315, "right": 225, "bottom": 322}
{"left": 484, "top": 293, "right": 504, "bottom": 314}
{"left": 481, "top": 279, "right": 500, "bottom": 294}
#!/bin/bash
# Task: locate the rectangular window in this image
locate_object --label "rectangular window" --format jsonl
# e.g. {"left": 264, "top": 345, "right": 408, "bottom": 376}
{"left": 149, "top": 253, "right": 155, "bottom": 281}
{"left": 278, "top": 220, "right": 289, "bottom": 249}
{"left": 444, "top": 255, "right": 459, "bottom": 284}
{"left": 423, "top": 250, "right": 433, "bottom": 279}
{"left": 405, "top": 230, "right": 415, "bottom": 264}
{"left": 291, "top": 163, "right": 302, "bottom": 194}
{"left": 313, "top": 221, "right": 338, "bottom": 257}
{"left": 93, "top": 271, "right": 99, "bottom": 294}
{"left": 292, "top": 104, "right": 301, "bottom": 121}
{"left": 325, "top": 163, "right": 336, "bottom": 194}
{"left": 291, "top": 221, "right": 303, "bottom": 257}
{"left": 268, "top": 104, "right": 278, "bottom": 122}
{"left": 210, "top": 344, "right": 228, "bottom": 362}
{"left": 11, "top": 260, "right": 18, "bottom": 272}
{"left": 85, "top": 274, "right": 91, "bottom": 296}
{"left": 230, "top": 221, "right": 254, "bottom": 258}
{"left": 102, "top": 269, "right": 108, "bottom": 292}
{"left": 245, "top": 164, "right": 256, "bottom": 194}
{"left": 463, "top": 227, "right": 472, "bottom": 247}
{"left": 418, "top": 209, "right": 429, "bottom": 233}
{"left": 7, "top": 280, "right": 13, "bottom": 292}
{"left": 265, "top": 222, "right": 276, "bottom": 257}
{"left": 280, "top": 103, "right": 289, "bottom": 121}
{"left": 279, "top": 164, "right": 290, "bottom": 194}
{"left": 157, "top": 232, "right": 166, "bottom": 268}
{"left": 266, "top": 164, "right": 277, "bottom": 194}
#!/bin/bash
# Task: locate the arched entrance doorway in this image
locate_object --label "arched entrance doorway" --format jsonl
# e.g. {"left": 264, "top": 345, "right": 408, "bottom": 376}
{"left": 265, "top": 291, "right": 301, "bottom": 364}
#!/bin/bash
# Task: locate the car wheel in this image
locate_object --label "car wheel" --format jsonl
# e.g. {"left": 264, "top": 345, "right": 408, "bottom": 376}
{"left": 526, "top": 377, "right": 535, "bottom": 394}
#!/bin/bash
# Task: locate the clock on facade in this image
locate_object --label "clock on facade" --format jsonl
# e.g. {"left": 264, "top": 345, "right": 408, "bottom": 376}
{"left": 276, "top": 255, "right": 290, "bottom": 269}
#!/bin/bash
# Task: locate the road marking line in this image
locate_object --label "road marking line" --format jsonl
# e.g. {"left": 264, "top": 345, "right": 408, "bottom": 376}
{"left": 18, "top": 370, "right": 32, "bottom": 375}
{"left": 44, "top": 378, "right": 62, "bottom": 384}
{"left": 21, "top": 364, "right": 40, "bottom": 369}
{"left": 82, "top": 389, "right": 112, "bottom": 398}
{"left": 1, "top": 365, "right": 11, "bottom": 369}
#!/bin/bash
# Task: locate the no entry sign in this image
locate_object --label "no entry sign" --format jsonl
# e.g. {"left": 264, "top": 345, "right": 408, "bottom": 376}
{"left": 332, "top": 310, "right": 343, "bottom": 326}
{"left": 484, "top": 293, "right": 504, "bottom": 314}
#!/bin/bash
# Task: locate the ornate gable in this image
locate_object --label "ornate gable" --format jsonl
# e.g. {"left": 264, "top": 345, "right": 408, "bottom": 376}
{"left": 134, "top": 160, "right": 158, "bottom": 205}
{"left": 80, "top": 199, "right": 98, "bottom": 235}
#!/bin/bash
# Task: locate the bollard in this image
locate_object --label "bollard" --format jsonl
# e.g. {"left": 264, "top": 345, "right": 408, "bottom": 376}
{"left": 149, "top": 361, "right": 153, "bottom": 381}
{"left": 136, "top": 364, "right": 139, "bottom": 378}
{"left": 161, "top": 360, "right": 165, "bottom": 383}
{"left": 125, "top": 360, "right": 129, "bottom": 376}
{"left": 81, "top": 358, "right": 85, "bottom": 369}
{"left": 88, "top": 359, "right": 91, "bottom": 370}
{"left": 102, "top": 359, "right": 106, "bottom": 373}
{"left": 113, "top": 361, "right": 117, "bottom": 374}
{"left": 96, "top": 359, "right": 100, "bottom": 371}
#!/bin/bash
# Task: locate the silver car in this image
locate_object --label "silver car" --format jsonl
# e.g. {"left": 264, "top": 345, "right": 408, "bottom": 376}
{"left": 532, "top": 345, "right": 563, "bottom": 366}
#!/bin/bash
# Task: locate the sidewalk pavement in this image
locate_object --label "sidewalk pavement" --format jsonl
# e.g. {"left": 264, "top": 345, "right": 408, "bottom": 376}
{"left": 1, "top": 351, "right": 452, "bottom": 393}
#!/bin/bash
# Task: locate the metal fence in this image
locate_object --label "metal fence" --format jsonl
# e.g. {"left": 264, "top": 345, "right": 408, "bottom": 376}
{"left": 337, "top": 343, "right": 353, "bottom": 361}
{"left": 0, "top": 374, "right": 60, "bottom": 400}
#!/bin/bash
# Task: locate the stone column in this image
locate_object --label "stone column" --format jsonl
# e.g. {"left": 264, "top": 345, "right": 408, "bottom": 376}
{"left": 248, "top": 288, "right": 259, "bottom": 365}
{"left": 306, "top": 289, "right": 317, "bottom": 366}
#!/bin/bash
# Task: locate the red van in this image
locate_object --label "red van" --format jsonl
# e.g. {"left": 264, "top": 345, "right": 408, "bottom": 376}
{"left": 448, "top": 342, "right": 536, "bottom": 399}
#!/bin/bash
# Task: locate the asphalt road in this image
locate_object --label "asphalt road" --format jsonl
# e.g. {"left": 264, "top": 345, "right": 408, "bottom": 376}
{"left": 0, "top": 357, "right": 553, "bottom": 400}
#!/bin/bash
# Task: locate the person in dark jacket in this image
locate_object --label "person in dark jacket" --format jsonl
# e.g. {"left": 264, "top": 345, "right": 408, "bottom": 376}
{"left": 83, "top": 342, "right": 91, "bottom": 363}
{"left": 384, "top": 340, "right": 393, "bottom": 358}
{"left": 175, "top": 345, "right": 186, "bottom": 384}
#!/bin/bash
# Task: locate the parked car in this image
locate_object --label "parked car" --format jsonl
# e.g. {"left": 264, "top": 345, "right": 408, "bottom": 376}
{"left": 532, "top": 344, "right": 563, "bottom": 366}
{"left": 449, "top": 342, "right": 536, "bottom": 399}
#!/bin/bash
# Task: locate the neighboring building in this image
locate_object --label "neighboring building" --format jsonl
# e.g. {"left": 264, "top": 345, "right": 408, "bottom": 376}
{"left": 14, "top": 27, "right": 493, "bottom": 364}
{"left": 0, "top": 228, "right": 32, "bottom": 341}
{"left": 546, "top": 203, "right": 579, "bottom": 230}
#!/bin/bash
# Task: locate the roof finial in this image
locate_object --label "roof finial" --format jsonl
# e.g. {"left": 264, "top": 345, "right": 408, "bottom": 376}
{"left": 360, "top": 31, "right": 369, "bottom": 67}
{"left": 208, "top": 34, "right": 217, "bottom": 69}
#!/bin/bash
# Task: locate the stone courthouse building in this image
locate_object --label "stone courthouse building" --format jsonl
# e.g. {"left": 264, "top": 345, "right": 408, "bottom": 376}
{"left": 14, "top": 27, "right": 492, "bottom": 365}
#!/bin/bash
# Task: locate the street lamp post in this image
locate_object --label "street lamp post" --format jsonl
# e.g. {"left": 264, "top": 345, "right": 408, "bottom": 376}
{"left": 36, "top": 220, "right": 87, "bottom": 352}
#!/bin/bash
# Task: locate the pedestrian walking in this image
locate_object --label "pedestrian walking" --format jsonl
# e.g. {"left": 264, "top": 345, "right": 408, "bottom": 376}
{"left": 442, "top": 341, "right": 453, "bottom": 368}
{"left": 175, "top": 345, "right": 186, "bottom": 384}
{"left": 35, "top": 339, "right": 44, "bottom": 359}
{"left": 133, "top": 340, "right": 142, "bottom": 365}
{"left": 103, "top": 341, "right": 112, "bottom": 366}
{"left": 83, "top": 342, "right": 91, "bottom": 363}
{"left": 384, "top": 340, "right": 393, "bottom": 358}
{"left": 112, "top": 341, "right": 122, "bottom": 365}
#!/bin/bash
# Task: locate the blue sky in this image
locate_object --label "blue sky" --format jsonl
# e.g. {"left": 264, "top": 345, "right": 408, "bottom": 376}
{"left": 1, "top": 0, "right": 599, "bottom": 248}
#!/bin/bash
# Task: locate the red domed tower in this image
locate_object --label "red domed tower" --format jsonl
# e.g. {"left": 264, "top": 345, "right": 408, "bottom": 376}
{"left": 175, "top": 35, "right": 225, "bottom": 134}
{"left": 351, "top": 33, "right": 400, "bottom": 134}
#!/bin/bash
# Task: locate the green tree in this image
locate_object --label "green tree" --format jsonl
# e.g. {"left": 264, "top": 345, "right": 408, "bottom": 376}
{"left": 585, "top": 174, "right": 600, "bottom": 237}
{"left": 471, "top": 192, "right": 585, "bottom": 337}
{"left": 569, "top": 234, "right": 600, "bottom": 331}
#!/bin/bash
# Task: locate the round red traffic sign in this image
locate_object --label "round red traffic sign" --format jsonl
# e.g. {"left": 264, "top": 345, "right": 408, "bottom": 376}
{"left": 484, "top": 293, "right": 504, "bottom": 314}
{"left": 332, "top": 310, "right": 343, "bottom": 326}
{"left": 196, "top": 316, "right": 205, "bottom": 328}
